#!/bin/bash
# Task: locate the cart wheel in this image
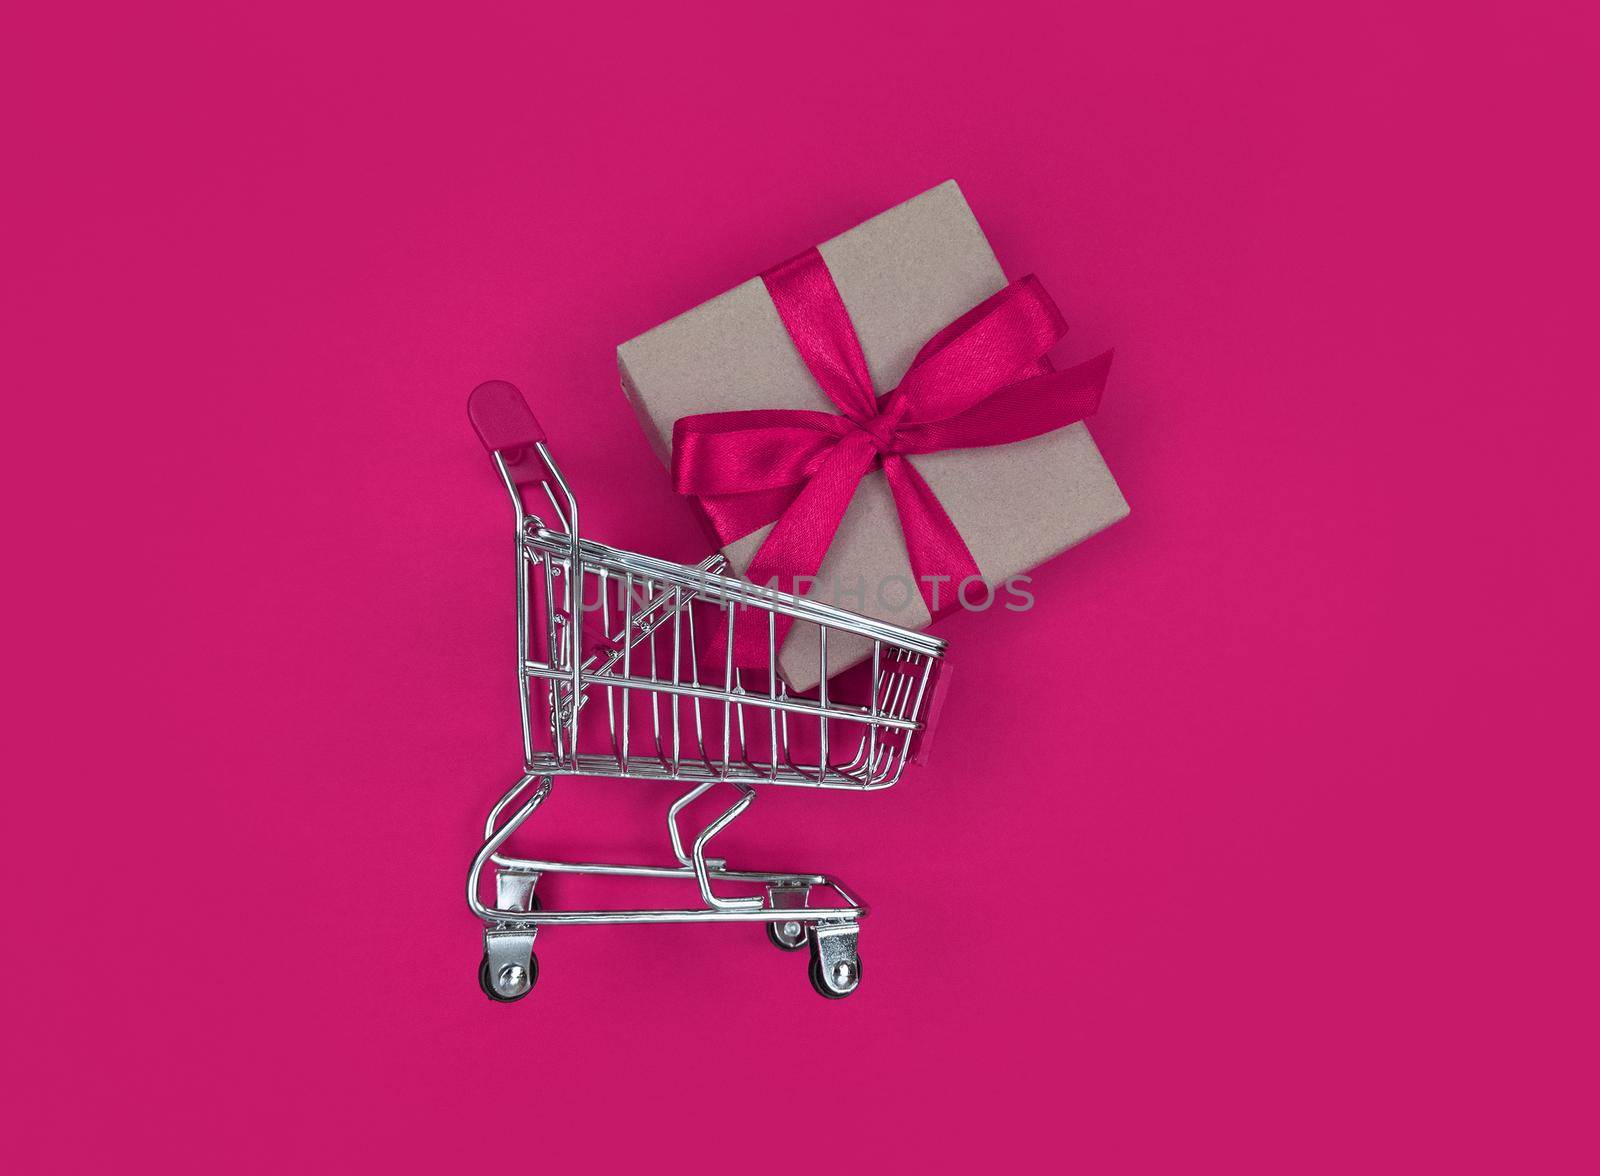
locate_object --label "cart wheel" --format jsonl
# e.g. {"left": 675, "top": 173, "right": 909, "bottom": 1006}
{"left": 767, "top": 918, "right": 808, "bottom": 951}
{"left": 479, "top": 951, "right": 538, "bottom": 1002}
{"left": 809, "top": 952, "right": 862, "bottom": 1000}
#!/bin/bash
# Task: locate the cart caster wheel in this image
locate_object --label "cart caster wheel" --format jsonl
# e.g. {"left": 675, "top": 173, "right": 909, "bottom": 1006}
{"left": 809, "top": 953, "right": 861, "bottom": 1000}
{"left": 767, "top": 918, "right": 808, "bottom": 951}
{"left": 479, "top": 952, "right": 538, "bottom": 1002}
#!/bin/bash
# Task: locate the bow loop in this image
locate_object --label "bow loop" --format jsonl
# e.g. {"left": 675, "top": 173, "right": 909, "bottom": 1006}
{"left": 887, "top": 274, "right": 1069, "bottom": 427}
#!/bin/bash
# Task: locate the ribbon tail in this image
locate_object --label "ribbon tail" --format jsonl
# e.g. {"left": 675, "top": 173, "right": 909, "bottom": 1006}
{"left": 882, "top": 455, "right": 982, "bottom": 619}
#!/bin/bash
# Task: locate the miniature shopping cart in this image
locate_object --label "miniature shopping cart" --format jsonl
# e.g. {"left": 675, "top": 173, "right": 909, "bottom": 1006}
{"left": 465, "top": 381, "right": 947, "bottom": 1001}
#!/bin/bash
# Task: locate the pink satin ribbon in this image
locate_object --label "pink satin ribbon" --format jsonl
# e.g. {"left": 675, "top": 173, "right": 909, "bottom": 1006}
{"left": 671, "top": 246, "right": 1111, "bottom": 668}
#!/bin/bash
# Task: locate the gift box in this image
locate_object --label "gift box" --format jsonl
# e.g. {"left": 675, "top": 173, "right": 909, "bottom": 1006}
{"left": 617, "top": 180, "right": 1128, "bottom": 691}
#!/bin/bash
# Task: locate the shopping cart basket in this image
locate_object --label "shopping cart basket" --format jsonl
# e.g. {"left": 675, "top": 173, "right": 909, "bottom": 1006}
{"left": 465, "top": 380, "right": 948, "bottom": 1001}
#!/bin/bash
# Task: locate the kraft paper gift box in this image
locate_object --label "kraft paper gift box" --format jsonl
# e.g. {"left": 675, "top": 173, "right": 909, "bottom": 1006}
{"left": 616, "top": 180, "right": 1129, "bottom": 692}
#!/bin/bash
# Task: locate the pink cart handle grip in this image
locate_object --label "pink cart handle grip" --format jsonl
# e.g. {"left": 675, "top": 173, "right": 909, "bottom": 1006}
{"left": 468, "top": 380, "right": 547, "bottom": 453}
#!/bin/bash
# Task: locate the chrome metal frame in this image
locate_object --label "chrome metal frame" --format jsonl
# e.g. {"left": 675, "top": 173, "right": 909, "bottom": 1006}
{"left": 468, "top": 411, "right": 947, "bottom": 1001}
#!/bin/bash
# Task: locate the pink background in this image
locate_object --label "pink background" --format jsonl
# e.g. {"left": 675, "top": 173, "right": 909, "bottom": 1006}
{"left": 10, "top": 3, "right": 1594, "bottom": 1171}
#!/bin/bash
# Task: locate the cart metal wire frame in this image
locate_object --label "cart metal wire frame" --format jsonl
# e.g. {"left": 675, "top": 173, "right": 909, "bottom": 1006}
{"left": 466, "top": 381, "right": 947, "bottom": 1001}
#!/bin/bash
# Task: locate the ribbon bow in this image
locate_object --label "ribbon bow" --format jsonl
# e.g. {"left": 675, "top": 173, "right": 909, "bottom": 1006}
{"left": 672, "top": 247, "right": 1111, "bottom": 668}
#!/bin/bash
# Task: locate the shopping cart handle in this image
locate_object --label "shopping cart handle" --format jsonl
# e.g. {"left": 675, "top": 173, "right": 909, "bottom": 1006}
{"left": 469, "top": 380, "right": 547, "bottom": 454}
